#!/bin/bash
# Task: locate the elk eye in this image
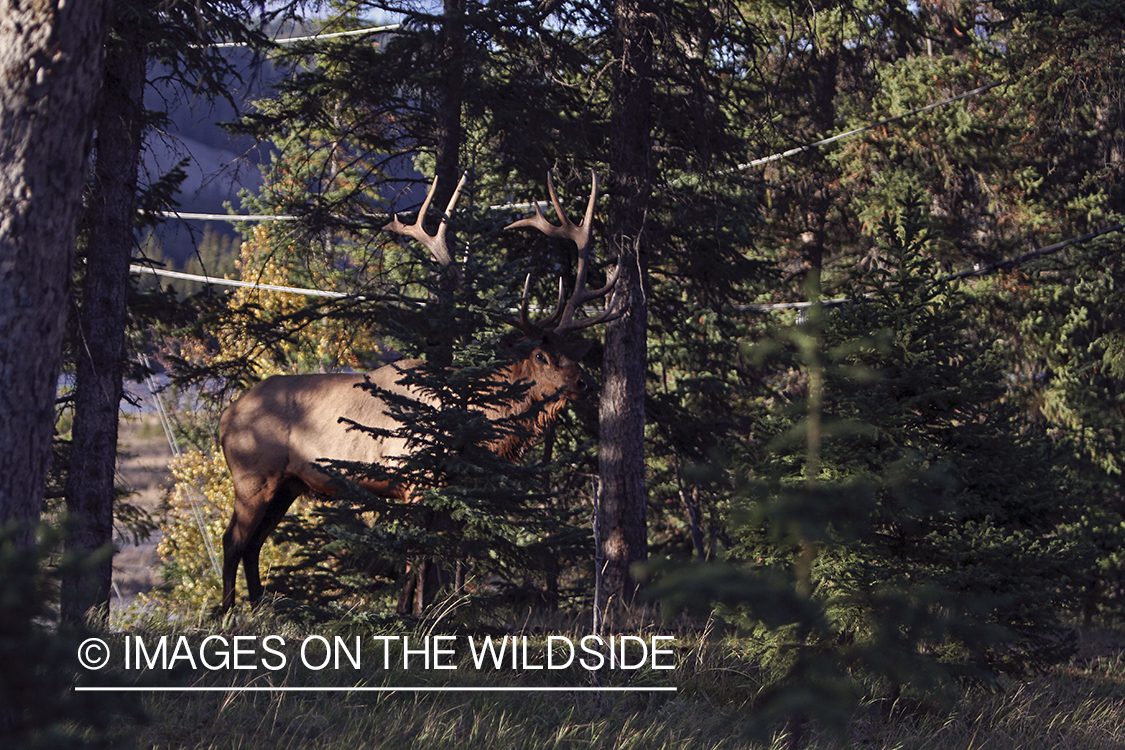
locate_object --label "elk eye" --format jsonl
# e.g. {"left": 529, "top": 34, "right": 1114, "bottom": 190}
{"left": 535, "top": 351, "right": 548, "bottom": 364}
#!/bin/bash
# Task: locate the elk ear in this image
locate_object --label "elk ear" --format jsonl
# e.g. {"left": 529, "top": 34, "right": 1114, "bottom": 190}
{"left": 556, "top": 336, "right": 593, "bottom": 362}
{"left": 498, "top": 331, "right": 525, "bottom": 351}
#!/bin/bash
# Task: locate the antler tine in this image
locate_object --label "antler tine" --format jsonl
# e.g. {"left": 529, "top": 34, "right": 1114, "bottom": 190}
{"left": 579, "top": 171, "right": 597, "bottom": 241}
{"left": 535, "top": 276, "right": 567, "bottom": 330}
{"left": 383, "top": 171, "right": 469, "bottom": 267}
{"left": 519, "top": 273, "right": 533, "bottom": 331}
{"left": 504, "top": 172, "right": 593, "bottom": 251}
{"left": 506, "top": 171, "right": 622, "bottom": 337}
{"left": 383, "top": 174, "right": 439, "bottom": 255}
{"left": 554, "top": 268, "right": 626, "bottom": 337}
{"left": 552, "top": 171, "right": 618, "bottom": 331}
{"left": 501, "top": 274, "right": 566, "bottom": 335}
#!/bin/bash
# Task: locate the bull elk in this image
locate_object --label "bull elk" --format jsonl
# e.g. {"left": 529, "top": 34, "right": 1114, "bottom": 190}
{"left": 218, "top": 172, "right": 621, "bottom": 613}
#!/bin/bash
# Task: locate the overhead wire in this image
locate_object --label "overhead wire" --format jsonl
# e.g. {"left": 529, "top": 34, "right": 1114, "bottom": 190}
{"left": 147, "top": 23, "right": 1115, "bottom": 311}
{"left": 203, "top": 22, "right": 402, "bottom": 48}
{"left": 138, "top": 354, "right": 223, "bottom": 580}
{"left": 126, "top": 17, "right": 1080, "bottom": 592}
{"left": 729, "top": 81, "right": 1005, "bottom": 172}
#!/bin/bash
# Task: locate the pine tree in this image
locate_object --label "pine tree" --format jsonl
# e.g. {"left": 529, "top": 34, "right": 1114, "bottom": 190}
{"left": 62, "top": 3, "right": 148, "bottom": 626}
{"left": 241, "top": 181, "right": 590, "bottom": 618}
{"left": 58, "top": 0, "right": 279, "bottom": 623}
{"left": 181, "top": 1, "right": 775, "bottom": 618}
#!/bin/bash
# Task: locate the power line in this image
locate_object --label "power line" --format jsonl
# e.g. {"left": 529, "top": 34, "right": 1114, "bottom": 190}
{"left": 130, "top": 264, "right": 349, "bottom": 298}
{"left": 139, "top": 353, "right": 223, "bottom": 580}
{"left": 154, "top": 201, "right": 559, "bottom": 224}
{"left": 730, "top": 81, "right": 1005, "bottom": 172}
{"left": 204, "top": 22, "right": 402, "bottom": 49}
{"left": 134, "top": 223, "right": 1125, "bottom": 307}
{"left": 944, "top": 222, "right": 1125, "bottom": 281}
{"left": 155, "top": 80, "right": 1003, "bottom": 225}
{"left": 155, "top": 211, "right": 300, "bottom": 222}
{"left": 135, "top": 56, "right": 1030, "bottom": 307}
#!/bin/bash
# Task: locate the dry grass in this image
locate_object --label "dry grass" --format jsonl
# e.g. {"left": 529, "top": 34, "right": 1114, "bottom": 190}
{"left": 96, "top": 610, "right": 1125, "bottom": 750}
{"left": 105, "top": 416, "right": 1125, "bottom": 749}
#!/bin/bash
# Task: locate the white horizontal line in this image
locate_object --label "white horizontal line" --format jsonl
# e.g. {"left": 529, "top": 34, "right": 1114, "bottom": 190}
{"left": 204, "top": 23, "right": 403, "bottom": 49}
{"left": 76, "top": 685, "right": 677, "bottom": 693}
{"left": 155, "top": 204, "right": 538, "bottom": 223}
{"left": 157, "top": 82, "right": 1000, "bottom": 223}
{"left": 130, "top": 265, "right": 350, "bottom": 298}
{"left": 155, "top": 211, "right": 301, "bottom": 222}
{"left": 730, "top": 81, "right": 1005, "bottom": 172}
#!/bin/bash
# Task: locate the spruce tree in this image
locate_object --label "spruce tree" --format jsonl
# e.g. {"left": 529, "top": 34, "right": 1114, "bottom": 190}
{"left": 187, "top": 1, "right": 775, "bottom": 617}
{"left": 649, "top": 195, "right": 1092, "bottom": 736}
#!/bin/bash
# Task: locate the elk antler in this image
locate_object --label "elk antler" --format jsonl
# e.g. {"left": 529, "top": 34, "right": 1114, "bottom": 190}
{"left": 383, "top": 171, "right": 470, "bottom": 268}
{"left": 505, "top": 172, "right": 624, "bottom": 338}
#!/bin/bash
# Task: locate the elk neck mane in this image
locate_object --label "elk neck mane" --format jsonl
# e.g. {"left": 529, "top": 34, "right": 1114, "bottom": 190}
{"left": 481, "top": 358, "right": 572, "bottom": 462}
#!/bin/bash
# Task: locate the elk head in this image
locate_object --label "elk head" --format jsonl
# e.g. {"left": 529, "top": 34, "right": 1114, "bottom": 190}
{"left": 383, "top": 170, "right": 622, "bottom": 454}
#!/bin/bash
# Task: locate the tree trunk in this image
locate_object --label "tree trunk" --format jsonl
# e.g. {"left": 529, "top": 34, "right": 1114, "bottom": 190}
{"left": 433, "top": 0, "right": 466, "bottom": 219}
{"left": 61, "top": 19, "right": 145, "bottom": 625}
{"left": 596, "top": 0, "right": 654, "bottom": 623}
{"left": 402, "top": 0, "right": 467, "bottom": 613}
{"left": 0, "top": 0, "right": 114, "bottom": 552}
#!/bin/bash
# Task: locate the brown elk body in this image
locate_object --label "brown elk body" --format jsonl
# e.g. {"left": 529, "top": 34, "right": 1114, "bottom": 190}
{"left": 218, "top": 172, "right": 620, "bottom": 613}
{"left": 219, "top": 346, "right": 592, "bottom": 612}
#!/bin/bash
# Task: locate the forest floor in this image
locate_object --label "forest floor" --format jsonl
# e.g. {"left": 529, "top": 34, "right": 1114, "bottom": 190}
{"left": 99, "top": 615, "right": 1125, "bottom": 750}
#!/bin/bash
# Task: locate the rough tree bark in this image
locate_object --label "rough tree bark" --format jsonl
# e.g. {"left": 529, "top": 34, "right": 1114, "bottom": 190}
{"left": 61, "top": 19, "right": 146, "bottom": 625}
{"left": 0, "top": 0, "right": 114, "bottom": 551}
{"left": 596, "top": 0, "right": 654, "bottom": 627}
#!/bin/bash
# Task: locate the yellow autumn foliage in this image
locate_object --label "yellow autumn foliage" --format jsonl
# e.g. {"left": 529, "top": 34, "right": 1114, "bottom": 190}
{"left": 141, "top": 448, "right": 312, "bottom": 612}
{"left": 218, "top": 223, "right": 383, "bottom": 379}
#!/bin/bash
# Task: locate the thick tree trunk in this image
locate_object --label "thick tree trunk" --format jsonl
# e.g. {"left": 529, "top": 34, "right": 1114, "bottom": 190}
{"left": 596, "top": 0, "right": 654, "bottom": 625}
{"left": 0, "top": 1, "right": 114, "bottom": 551}
{"left": 61, "top": 22, "right": 145, "bottom": 625}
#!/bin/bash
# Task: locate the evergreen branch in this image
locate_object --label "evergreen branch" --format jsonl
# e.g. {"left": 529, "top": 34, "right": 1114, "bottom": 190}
{"left": 737, "top": 222, "right": 1125, "bottom": 313}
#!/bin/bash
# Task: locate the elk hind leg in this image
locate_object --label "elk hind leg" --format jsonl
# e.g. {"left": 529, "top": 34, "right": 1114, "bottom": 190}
{"left": 220, "top": 476, "right": 300, "bottom": 612}
{"left": 241, "top": 478, "right": 307, "bottom": 605}
{"left": 221, "top": 510, "right": 253, "bottom": 614}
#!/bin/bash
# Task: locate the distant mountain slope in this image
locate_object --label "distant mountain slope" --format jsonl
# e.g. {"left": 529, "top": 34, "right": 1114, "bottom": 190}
{"left": 140, "top": 53, "right": 272, "bottom": 265}
{"left": 138, "top": 25, "right": 422, "bottom": 272}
